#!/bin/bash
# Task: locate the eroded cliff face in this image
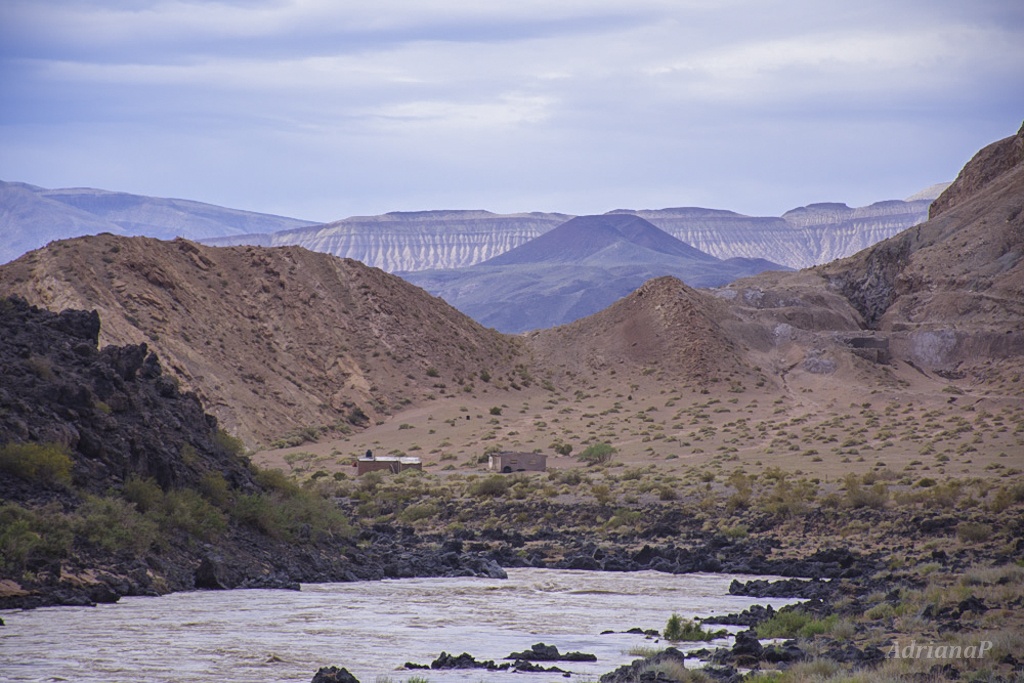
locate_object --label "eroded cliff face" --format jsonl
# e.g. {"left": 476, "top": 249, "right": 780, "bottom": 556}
{"left": 202, "top": 201, "right": 932, "bottom": 273}
{"left": 205, "top": 211, "right": 570, "bottom": 272}
{"left": 628, "top": 201, "right": 931, "bottom": 269}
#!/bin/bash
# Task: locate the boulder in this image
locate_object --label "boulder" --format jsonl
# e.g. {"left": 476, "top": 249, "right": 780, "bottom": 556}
{"left": 311, "top": 666, "right": 359, "bottom": 683}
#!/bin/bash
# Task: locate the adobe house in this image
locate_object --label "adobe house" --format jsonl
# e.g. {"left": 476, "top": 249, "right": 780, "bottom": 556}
{"left": 355, "top": 455, "right": 423, "bottom": 476}
{"left": 488, "top": 451, "right": 547, "bottom": 473}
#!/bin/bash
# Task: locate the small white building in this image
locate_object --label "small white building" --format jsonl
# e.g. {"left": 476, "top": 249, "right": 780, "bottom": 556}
{"left": 355, "top": 455, "right": 422, "bottom": 476}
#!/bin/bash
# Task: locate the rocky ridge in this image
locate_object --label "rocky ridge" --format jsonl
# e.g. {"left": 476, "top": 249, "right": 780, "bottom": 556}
{"left": 0, "top": 236, "right": 528, "bottom": 446}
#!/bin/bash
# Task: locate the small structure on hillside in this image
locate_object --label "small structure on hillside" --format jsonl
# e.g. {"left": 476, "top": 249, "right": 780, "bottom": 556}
{"left": 488, "top": 451, "right": 547, "bottom": 473}
{"left": 355, "top": 454, "right": 422, "bottom": 476}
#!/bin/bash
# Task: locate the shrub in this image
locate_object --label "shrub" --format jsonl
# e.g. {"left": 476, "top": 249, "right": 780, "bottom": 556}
{"left": 255, "top": 467, "right": 302, "bottom": 497}
{"left": 122, "top": 476, "right": 165, "bottom": 513}
{"left": 277, "top": 491, "right": 353, "bottom": 541}
{"left": 399, "top": 503, "right": 438, "bottom": 523}
{"left": 161, "top": 489, "right": 227, "bottom": 541}
{"left": 0, "top": 442, "right": 73, "bottom": 485}
{"left": 591, "top": 484, "right": 614, "bottom": 505}
{"left": 956, "top": 522, "right": 993, "bottom": 543}
{"left": 468, "top": 475, "right": 510, "bottom": 498}
{"left": 213, "top": 429, "right": 247, "bottom": 457}
{"left": 0, "top": 502, "right": 73, "bottom": 571}
{"left": 842, "top": 473, "right": 888, "bottom": 509}
{"left": 233, "top": 493, "right": 285, "bottom": 538}
{"left": 578, "top": 442, "right": 616, "bottom": 466}
{"left": 76, "top": 495, "right": 157, "bottom": 553}
{"left": 489, "top": 406, "right": 502, "bottom": 416}
{"left": 755, "top": 609, "right": 836, "bottom": 639}
{"left": 199, "top": 471, "right": 233, "bottom": 509}
{"left": 664, "top": 613, "right": 724, "bottom": 641}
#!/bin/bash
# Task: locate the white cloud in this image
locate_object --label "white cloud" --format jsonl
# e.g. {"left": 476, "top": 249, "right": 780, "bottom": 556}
{"left": 1, "top": 0, "right": 1022, "bottom": 220}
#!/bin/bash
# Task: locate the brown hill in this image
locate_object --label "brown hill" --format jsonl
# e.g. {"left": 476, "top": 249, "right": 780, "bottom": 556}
{"left": 0, "top": 235, "right": 526, "bottom": 445}
{"left": 527, "top": 276, "right": 754, "bottom": 386}
{"left": 817, "top": 123, "right": 1024, "bottom": 379}
{"left": 715, "top": 122, "right": 1024, "bottom": 385}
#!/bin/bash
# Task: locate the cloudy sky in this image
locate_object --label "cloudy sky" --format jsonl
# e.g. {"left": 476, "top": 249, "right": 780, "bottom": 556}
{"left": 2, "top": 1, "right": 1022, "bottom": 222}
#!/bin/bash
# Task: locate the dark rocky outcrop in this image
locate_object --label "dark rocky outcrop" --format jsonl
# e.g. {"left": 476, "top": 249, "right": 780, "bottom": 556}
{"left": 0, "top": 296, "right": 254, "bottom": 499}
{"left": 311, "top": 666, "right": 360, "bottom": 683}
{"left": 701, "top": 603, "right": 776, "bottom": 627}
{"left": 506, "top": 642, "right": 597, "bottom": 662}
{"left": 599, "top": 647, "right": 688, "bottom": 683}
{"left": 0, "top": 298, "right": 513, "bottom": 608}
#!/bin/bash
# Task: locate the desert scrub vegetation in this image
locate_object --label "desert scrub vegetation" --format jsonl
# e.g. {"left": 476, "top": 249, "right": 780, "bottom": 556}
{"left": 0, "top": 441, "right": 73, "bottom": 485}
{"left": 0, "top": 459, "right": 356, "bottom": 581}
{"left": 0, "top": 502, "right": 74, "bottom": 572}
{"left": 467, "top": 474, "right": 511, "bottom": 498}
{"left": 577, "top": 442, "right": 617, "bottom": 465}
{"left": 663, "top": 613, "right": 726, "bottom": 642}
{"left": 232, "top": 468, "right": 352, "bottom": 542}
{"left": 755, "top": 608, "right": 841, "bottom": 639}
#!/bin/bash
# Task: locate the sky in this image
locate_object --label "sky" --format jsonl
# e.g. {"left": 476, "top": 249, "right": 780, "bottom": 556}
{"left": 1, "top": 1, "right": 1023, "bottom": 223}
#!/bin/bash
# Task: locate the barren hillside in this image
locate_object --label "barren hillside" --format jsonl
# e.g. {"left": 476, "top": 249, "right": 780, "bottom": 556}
{"left": 527, "top": 276, "right": 755, "bottom": 387}
{"left": 0, "top": 236, "right": 528, "bottom": 445}
{"left": 711, "top": 123, "right": 1024, "bottom": 389}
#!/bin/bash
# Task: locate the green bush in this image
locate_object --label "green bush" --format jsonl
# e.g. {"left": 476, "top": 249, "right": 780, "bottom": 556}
{"left": 956, "top": 522, "right": 993, "bottom": 543}
{"left": 842, "top": 473, "right": 888, "bottom": 509}
{"left": 468, "top": 475, "right": 511, "bottom": 497}
{"left": 663, "top": 613, "right": 725, "bottom": 641}
{"left": 199, "top": 471, "right": 233, "bottom": 509}
{"left": 122, "top": 476, "right": 165, "bottom": 513}
{"left": 255, "top": 467, "right": 302, "bottom": 497}
{"left": 161, "top": 489, "right": 227, "bottom": 541}
{"left": 76, "top": 495, "right": 158, "bottom": 553}
{"left": 232, "top": 493, "right": 286, "bottom": 538}
{"left": 213, "top": 428, "right": 247, "bottom": 457}
{"left": 0, "top": 502, "right": 73, "bottom": 571}
{"left": 277, "top": 492, "right": 353, "bottom": 541}
{"left": 552, "top": 442, "right": 573, "bottom": 456}
{"left": 0, "top": 442, "right": 73, "bottom": 485}
{"left": 399, "top": 503, "right": 438, "bottom": 523}
{"left": 232, "top": 489, "right": 351, "bottom": 542}
{"left": 755, "top": 610, "right": 838, "bottom": 639}
{"left": 578, "top": 442, "right": 616, "bottom": 465}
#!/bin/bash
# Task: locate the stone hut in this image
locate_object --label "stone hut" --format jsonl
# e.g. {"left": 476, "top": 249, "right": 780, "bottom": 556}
{"left": 488, "top": 451, "right": 547, "bottom": 473}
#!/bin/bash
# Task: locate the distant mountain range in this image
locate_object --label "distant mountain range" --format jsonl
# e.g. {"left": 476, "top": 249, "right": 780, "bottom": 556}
{"left": 202, "top": 196, "right": 942, "bottom": 272}
{"left": 0, "top": 180, "right": 319, "bottom": 265}
{"left": 403, "top": 214, "right": 785, "bottom": 332}
{"left": 2, "top": 178, "right": 947, "bottom": 273}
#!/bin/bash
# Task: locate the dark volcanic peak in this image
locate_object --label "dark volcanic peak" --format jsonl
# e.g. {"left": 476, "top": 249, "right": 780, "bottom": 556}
{"left": 483, "top": 214, "right": 716, "bottom": 266}
{"left": 0, "top": 296, "right": 254, "bottom": 500}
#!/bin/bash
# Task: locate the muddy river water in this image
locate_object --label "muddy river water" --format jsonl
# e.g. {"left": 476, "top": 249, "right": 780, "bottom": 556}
{"left": 1, "top": 568, "right": 801, "bottom": 683}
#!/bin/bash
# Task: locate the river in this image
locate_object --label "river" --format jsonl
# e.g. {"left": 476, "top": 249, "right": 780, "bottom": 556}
{"left": 1, "top": 569, "right": 801, "bottom": 683}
